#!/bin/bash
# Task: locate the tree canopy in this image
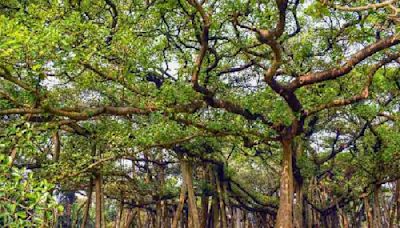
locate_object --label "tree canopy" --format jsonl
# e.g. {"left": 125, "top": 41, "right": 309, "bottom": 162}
{"left": 0, "top": 0, "right": 400, "bottom": 227}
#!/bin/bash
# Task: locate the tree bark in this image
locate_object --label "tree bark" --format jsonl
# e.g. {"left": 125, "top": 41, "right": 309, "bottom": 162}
{"left": 200, "top": 165, "right": 209, "bottom": 228}
{"left": 156, "top": 200, "right": 162, "bottom": 228}
{"left": 211, "top": 194, "right": 219, "bottom": 228}
{"left": 72, "top": 201, "right": 85, "bottom": 228}
{"left": 95, "top": 173, "right": 103, "bottom": 228}
{"left": 275, "top": 139, "right": 294, "bottom": 228}
{"left": 293, "top": 182, "right": 303, "bottom": 228}
{"left": 52, "top": 131, "right": 60, "bottom": 162}
{"left": 180, "top": 157, "right": 200, "bottom": 228}
{"left": 172, "top": 183, "right": 187, "bottom": 228}
{"left": 223, "top": 181, "right": 231, "bottom": 227}
{"left": 8, "top": 136, "right": 20, "bottom": 167}
{"left": 200, "top": 194, "right": 209, "bottom": 228}
{"left": 136, "top": 208, "right": 142, "bottom": 228}
{"left": 9, "top": 146, "right": 17, "bottom": 167}
{"left": 293, "top": 139, "right": 304, "bottom": 228}
{"left": 389, "top": 180, "right": 400, "bottom": 228}
{"left": 81, "top": 178, "right": 93, "bottom": 228}
{"left": 216, "top": 171, "right": 227, "bottom": 228}
{"left": 123, "top": 209, "right": 135, "bottom": 228}
{"left": 61, "top": 192, "right": 76, "bottom": 228}
{"left": 115, "top": 198, "right": 124, "bottom": 228}
{"left": 243, "top": 211, "right": 247, "bottom": 228}
{"left": 396, "top": 180, "right": 400, "bottom": 226}
{"left": 233, "top": 208, "right": 240, "bottom": 228}
{"left": 373, "top": 185, "right": 382, "bottom": 228}
{"left": 365, "top": 196, "right": 373, "bottom": 228}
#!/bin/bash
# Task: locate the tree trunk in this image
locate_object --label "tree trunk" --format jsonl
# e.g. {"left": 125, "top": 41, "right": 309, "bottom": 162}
{"left": 185, "top": 207, "right": 190, "bottom": 228}
{"left": 72, "top": 201, "right": 85, "bottom": 228}
{"left": 136, "top": 208, "right": 142, "bottom": 228}
{"left": 162, "top": 200, "right": 168, "bottom": 228}
{"left": 123, "top": 209, "right": 135, "bottom": 228}
{"left": 95, "top": 173, "right": 103, "bottom": 228}
{"left": 389, "top": 180, "right": 400, "bottom": 228}
{"left": 211, "top": 194, "right": 219, "bottom": 228}
{"left": 364, "top": 196, "right": 373, "bottom": 228}
{"left": 52, "top": 131, "right": 60, "bottom": 162}
{"left": 9, "top": 146, "right": 17, "bottom": 167}
{"left": 341, "top": 208, "right": 349, "bottom": 228}
{"left": 275, "top": 139, "right": 294, "bottom": 228}
{"left": 61, "top": 192, "right": 76, "bottom": 228}
{"left": 81, "top": 178, "right": 93, "bottom": 228}
{"left": 200, "top": 165, "right": 209, "bottom": 228}
{"left": 216, "top": 171, "right": 227, "bottom": 228}
{"left": 156, "top": 200, "right": 162, "bottom": 228}
{"left": 293, "top": 182, "right": 303, "bottom": 228}
{"left": 233, "top": 208, "right": 240, "bottom": 228}
{"left": 8, "top": 137, "right": 20, "bottom": 167}
{"left": 200, "top": 194, "right": 209, "bottom": 228}
{"left": 243, "top": 211, "right": 247, "bottom": 228}
{"left": 180, "top": 208, "right": 185, "bottom": 228}
{"left": 223, "top": 182, "right": 231, "bottom": 227}
{"left": 293, "top": 139, "right": 304, "bottom": 228}
{"left": 396, "top": 180, "right": 400, "bottom": 226}
{"left": 115, "top": 198, "right": 124, "bottom": 228}
{"left": 373, "top": 185, "right": 382, "bottom": 228}
{"left": 172, "top": 183, "right": 187, "bottom": 228}
{"left": 180, "top": 158, "right": 200, "bottom": 228}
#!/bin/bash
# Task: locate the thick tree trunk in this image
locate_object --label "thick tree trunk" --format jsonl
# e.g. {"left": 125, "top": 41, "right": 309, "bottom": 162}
{"left": 180, "top": 158, "right": 200, "bottom": 228}
{"left": 275, "top": 139, "right": 294, "bottom": 228}
{"left": 172, "top": 183, "right": 187, "bottom": 228}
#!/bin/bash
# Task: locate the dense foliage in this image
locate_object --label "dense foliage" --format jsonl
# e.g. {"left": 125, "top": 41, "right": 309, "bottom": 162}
{"left": 0, "top": 155, "right": 61, "bottom": 227}
{"left": 0, "top": 0, "right": 399, "bottom": 227}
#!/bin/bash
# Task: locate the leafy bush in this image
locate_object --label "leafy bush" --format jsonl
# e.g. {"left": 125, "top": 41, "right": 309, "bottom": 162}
{"left": 0, "top": 155, "right": 62, "bottom": 227}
